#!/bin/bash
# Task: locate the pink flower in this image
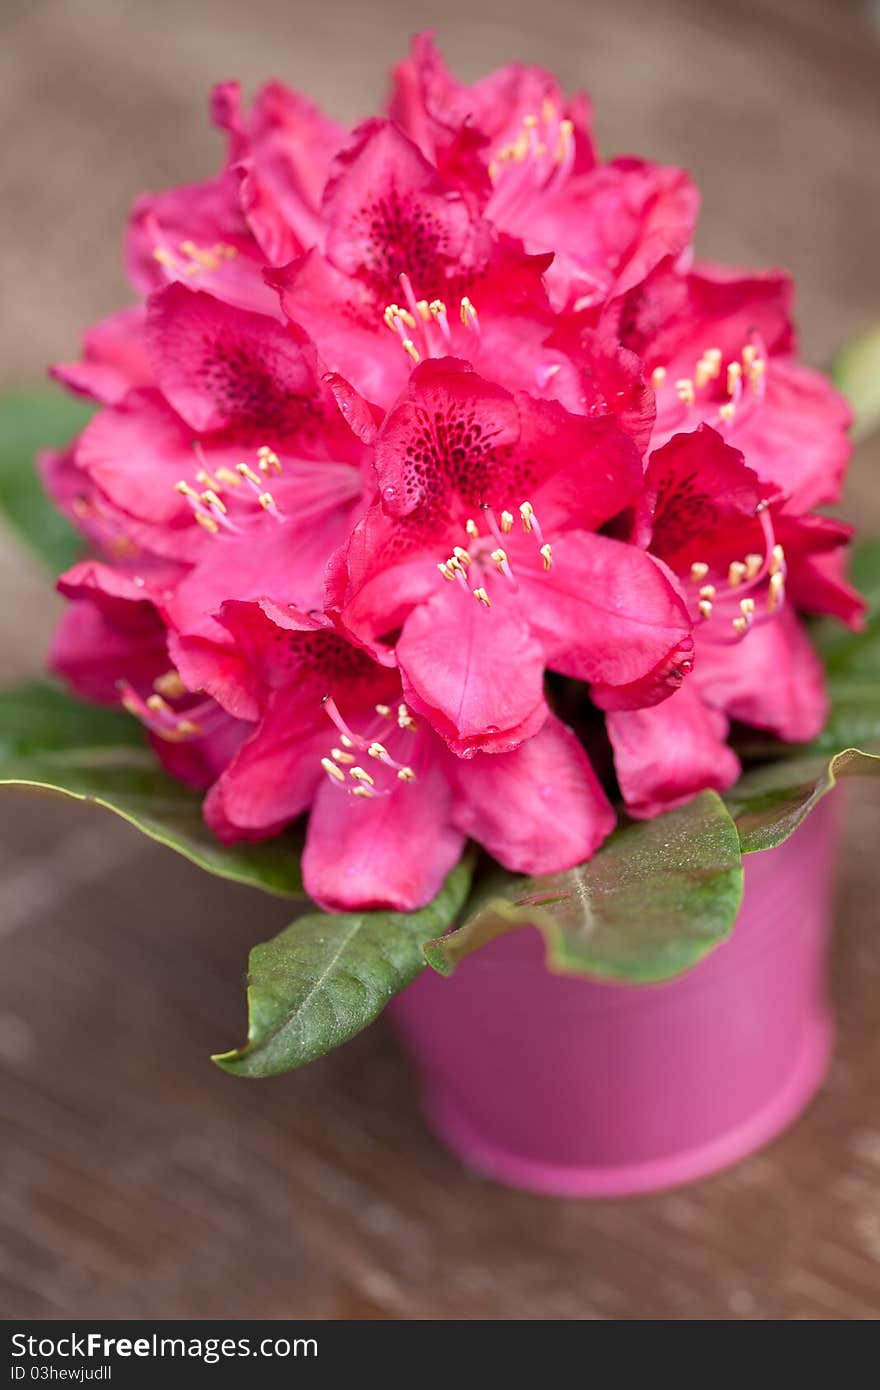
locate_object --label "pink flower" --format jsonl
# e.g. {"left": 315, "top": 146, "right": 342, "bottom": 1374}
{"left": 389, "top": 33, "right": 699, "bottom": 312}
{"left": 330, "top": 356, "right": 693, "bottom": 756}
{"left": 199, "top": 599, "right": 614, "bottom": 910}
{"left": 606, "top": 426, "right": 863, "bottom": 817}
{"left": 42, "top": 33, "right": 859, "bottom": 911}
{"left": 606, "top": 261, "right": 853, "bottom": 510}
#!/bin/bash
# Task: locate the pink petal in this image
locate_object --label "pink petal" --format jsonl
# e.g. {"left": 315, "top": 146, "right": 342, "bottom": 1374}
{"left": 303, "top": 745, "right": 465, "bottom": 912}
{"left": 695, "top": 607, "right": 828, "bottom": 743}
{"left": 207, "top": 691, "right": 330, "bottom": 834}
{"left": 146, "top": 284, "right": 321, "bottom": 435}
{"left": 607, "top": 684, "right": 740, "bottom": 819}
{"left": 268, "top": 249, "right": 409, "bottom": 407}
{"left": 452, "top": 714, "right": 615, "bottom": 873}
{"left": 126, "top": 172, "right": 277, "bottom": 316}
{"left": 51, "top": 306, "right": 153, "bottom": 405}
{"left": 517, "top": 531, "right": 693, "bottom": 691}
{"left": 374, "top": 357, "right": 521, "bottom": 518}
{"left": 322, "top": 119, "right": 489, "bottom": 299}
{"left": 395, "top": 585, "right": 548, "bottom": 756}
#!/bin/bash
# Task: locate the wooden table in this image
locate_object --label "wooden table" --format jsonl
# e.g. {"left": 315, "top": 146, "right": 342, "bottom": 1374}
{"left": 1, "top": 0, "right": 879, "bottom": 1319}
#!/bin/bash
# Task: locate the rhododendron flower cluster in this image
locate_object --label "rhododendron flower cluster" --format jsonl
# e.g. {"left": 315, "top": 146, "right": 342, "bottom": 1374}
{"left": 44, "top": 33, "right": 861, "bottom": 911}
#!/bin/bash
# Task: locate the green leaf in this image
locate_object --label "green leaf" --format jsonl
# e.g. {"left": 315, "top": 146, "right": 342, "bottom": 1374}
{"left": 214, "top": 853, "right": 475, "bottom": 1077}
{"left": 0, "top": 390, "right": 92, "bottom": 571}
{"left": 724, "top": 746, "right": 880, "bottom": 854}
{"left": 0, "top": 682, "right": 304, "bottom": 897}
{"left": 424, "top": 792, "right": 743, "bottom": 985}
{"left": 832, "top": 322, "right": 880, "bottom": 441}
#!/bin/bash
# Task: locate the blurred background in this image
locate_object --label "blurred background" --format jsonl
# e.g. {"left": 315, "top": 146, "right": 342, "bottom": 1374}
{"left": 1, "top": 0, "right": 879, "bottom": 1319}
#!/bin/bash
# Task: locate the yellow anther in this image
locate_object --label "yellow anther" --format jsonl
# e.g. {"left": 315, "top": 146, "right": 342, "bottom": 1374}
{"left": 332, "top": 747, "right": 356, "bottom": 764}
{"left": 699, "top": 584, "right": 717, "bottom": 600}
{"left": 350, "top": 766, "right": 375, "bottom": 787}
{"left": 727, "top": 361, "right": 742, "bottom": 394}
{"left": 704, "top": 347, "right": 722, "bottom": 365}
{"left": 460, "top": 296, "right": 478, "bottom": 328}
{"left": 500, "top": 510, "right": 514, "bottom": 533}
{"left": 732, "top": 616, "right": 749, "bottom": 635}
{"left": 768, "top": 571, "right": 785, "bottom": 611}
{"left": 473, "top": 587, "right": 492, "bottom": 608}
{"left": 698, "top": 598, "right": 713, "bottom": 620}
{"left": 257, "top": 446, "right": 283, "bottom": 475}
{"left": 748, "top": 359, "right": 766, "bottom": 392}
{"left": 690, "top": 562, "right": 709, "bottom": 582}
{"left": 401, "top": 338, "right": 420, "bottom": 363}
{"left": 352, "top": 785, "right": 374, "bottom": 798}
{"left": 523, "top": 113, "right": 539, "bottom": 129}
{"left": 453, "top": 546, "right": 472, "bottom": 567}
{"left": 769, "top": 544, "right": 785, "bottom": 575}
{"left": 718, "top": 403, "right": 736, "bottom": 423}
{"left": 215, "top": 466, "right": 242, "bottom": 488}
{"left": 152, "top": 247, "right": 177, "bottom": 268}
{"left": 740, "top": 597, "right": 756, "bottom": 617}
{"left": 153, "top": 671, "right": 187, "bottom": 700}
{"left": 448, "top": 556, "right": 464, "bottom": 574}
{"left": 175, "top": 480, "right": 200, "bottom": 498}
{"left": 675, "top": 378, "right": 696, "bottom": 406}
{"left": 520, "top": 501, "right": 535, "bottom": 532}
{"left": 180, "top": 240, "right": 217, "bottom": 269}
{"left": 174, "top": 719, "right": 202, "bottom": 739}
{"left": 195, "top": 467, "right": 221, "bottom": 492}
{"left": 416, "top": 299, "right": 431, "bottom": 322}
{"left": 438, "top": 562, "right": 455, "bottom": 582}
{"left": 728, "top": 561, "right": 748, "bottom": 586}
{"left": 650, "top": 366, "right": 667, "bottom": 390}
{"left": 745, "top": 552, "right": 764, "bottom": 579}
{"left": 397, "top": 766, "right": 416, "bottom": 783}
{"left": 540, "top": 543, "right": 553, "bottom": 571}
{"left": 490, "top": 548, "right": 508, "bottom": 569}
{"left": 367, "top": 742, "right": 388, "bottom": 761}
{"left": 383, "top": 303, "right": 416, "bottom": 331}
{"left": 398, "top": 703, "right": 417, "bottom": 731}
{"left": 200, "top": 488, "right": 227, "bottom": 514}
{"left": 465, "top": 518, "right": 480, "bottom": 539}
{"left": 375, "top": 704, "right": 392, "bottom": 719}
{"left": 146, "top": 694, "right": 173, "bottom": 717}
{"left": 321, "top": 757, "right": 346, "bottom": 783}
{"left": 742, "top": 344, "right": 758, "bottom": 368}
{"left": 428, "top": 299, "right": 447, "bottom": 319}
{"left": 236, "top": 462, "right": 262, "bottom": 486}
{"left": 340, "top": 734, "right": 354, "bottom": 748}
{"left": 695, "top": 359, "right": 715, "bottom": 389}
{"left": 258, "top": 491, "right": 277, "bottom": 511}
{"left": 194, "top": 513, "right": 220, "bottom": 533}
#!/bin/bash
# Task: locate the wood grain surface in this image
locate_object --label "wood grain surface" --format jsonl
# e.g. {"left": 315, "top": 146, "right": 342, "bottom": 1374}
{"left": 1, "top": 0, "right": 879, "bottom": 1320}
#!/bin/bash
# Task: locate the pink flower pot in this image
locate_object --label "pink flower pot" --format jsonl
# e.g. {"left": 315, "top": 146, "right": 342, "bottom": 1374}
{"left": 389, "top": 797, "right": 839, "bottom": 1197}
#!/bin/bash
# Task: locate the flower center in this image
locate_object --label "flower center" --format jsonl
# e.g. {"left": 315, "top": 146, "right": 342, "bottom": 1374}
{"left": 117, "top": 671, "right": 218, "bottom": 742}
{"left": 651, "top": 339, "right": 767, "bottom": 436}
{"left": 152, "top": 240, "right": 239, "bottom": 278}
{"left": 319, "top": 696, "right": 419, "bottom": 797}
{"left": 174, "top": 443, "right": 285, "bottom": 536}
{"left": 486, "top": 103, "right": 575, "bottom": 221}
{"left": 687, "top": 504, "right": 787, "bottom": 645}
{"left": 382, "top": 272, "right": 480, "bottom": 365}
{"left": 436, "top": 500, "right": 553, "bottom": 608}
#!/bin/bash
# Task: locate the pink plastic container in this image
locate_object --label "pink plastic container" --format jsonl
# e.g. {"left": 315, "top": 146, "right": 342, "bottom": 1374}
{"left": 389, "top": 798, "right": 839, "bottom": 1197}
